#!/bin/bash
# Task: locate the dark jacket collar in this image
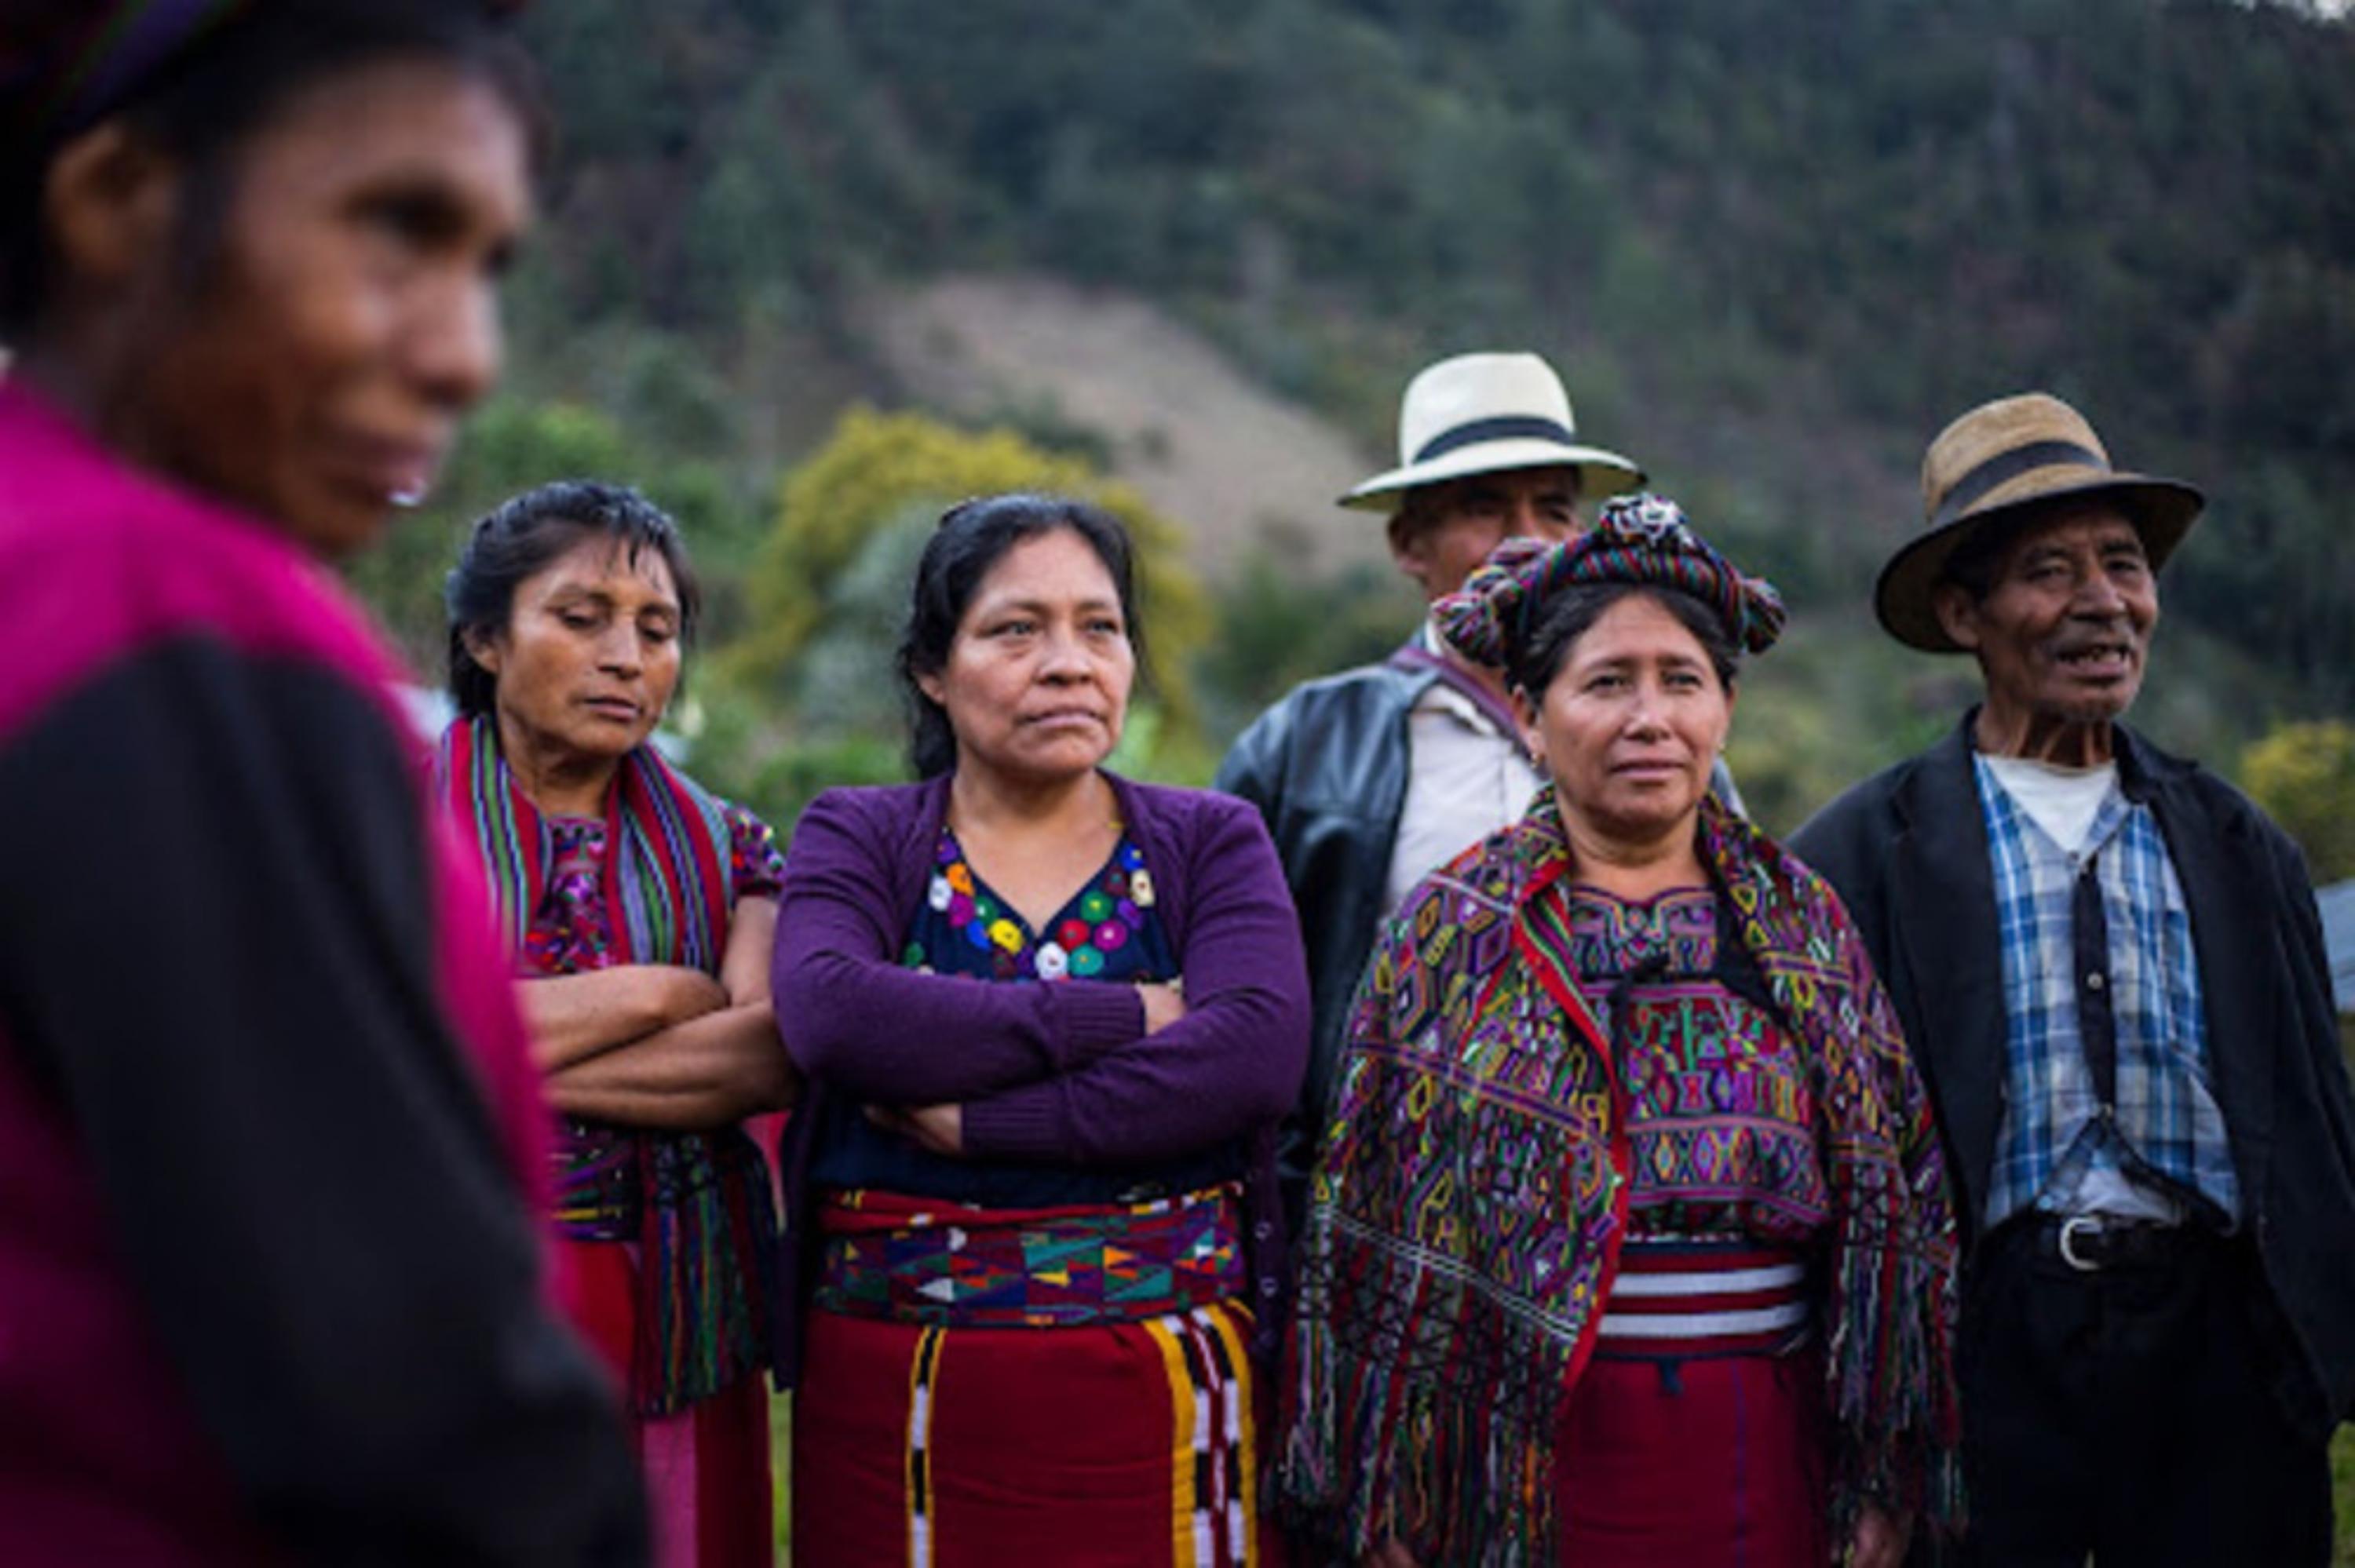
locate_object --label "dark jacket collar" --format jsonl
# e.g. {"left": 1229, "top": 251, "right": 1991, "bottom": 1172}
{"left": 1889, "top": 709, "right": 2273, "bottom": 1244}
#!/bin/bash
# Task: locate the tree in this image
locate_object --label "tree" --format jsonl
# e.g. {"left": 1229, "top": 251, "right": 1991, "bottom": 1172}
{"left": 345, "top": 399, "right": 636, "bottom": 676}
{"left": 727, "top": 406, "right": 1211, "bottom": 769}
{"left": 2241, "top": 720, "right": 2355, "bottom": 884}
{"left": 343, "top": 398, "right": 752, "bottom": 685}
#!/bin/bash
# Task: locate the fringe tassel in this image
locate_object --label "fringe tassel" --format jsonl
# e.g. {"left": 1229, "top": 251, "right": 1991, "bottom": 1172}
{"left": 633, "top": 1128, "right": 776, "bottom": 1418}
{"left": 1822, "top": 1224, "right": 1966, "bottom": 1539}
{"left": 1277, "top": 1231, "right": 1564, "bottom": 1566}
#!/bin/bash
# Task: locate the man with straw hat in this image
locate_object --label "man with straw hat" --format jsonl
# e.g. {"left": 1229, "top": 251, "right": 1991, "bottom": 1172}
{"left": 1217, "top": 351, "right": 1654, "bottom": 1217}
{"left": 1793, "top": 392, "right": 2355, "bottom": 1564}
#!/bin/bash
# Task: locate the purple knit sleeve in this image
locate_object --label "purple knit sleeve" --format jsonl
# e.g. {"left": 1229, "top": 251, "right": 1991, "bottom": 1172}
{"left": 959, "top": 791, "right": 1311, "bottom": 1165}
{"left": 773, "top": 788, "right": 1146, "bottom": 1103}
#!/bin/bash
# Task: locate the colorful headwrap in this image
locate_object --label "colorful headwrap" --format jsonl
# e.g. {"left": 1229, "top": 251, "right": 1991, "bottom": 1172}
{"left": 1435, "top": 492, "right": 1787, "bottom": 675}
{"left": 2, "top": 0, "right": 530, "bottom": 160}
{"left": 2, "top": 1, "right": 252, "bottom": 157}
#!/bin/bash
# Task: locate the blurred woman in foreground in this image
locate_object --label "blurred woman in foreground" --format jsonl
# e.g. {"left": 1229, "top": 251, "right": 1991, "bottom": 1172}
{"left": 1281, "top": 496, "right": 1959, "bottom": 1567}
{"left": 772, "top": 493, "right": 1309, "bottom": 1566}
{"left": 443, "top": 480, "right": 794, "bottom": 1568}
{"left": 0, "top": 3, "right": 643, "bottom": 1559}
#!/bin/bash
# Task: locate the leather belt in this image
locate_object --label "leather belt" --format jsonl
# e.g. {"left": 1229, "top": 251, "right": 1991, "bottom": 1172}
{"left": 2034, "top": 1214, "right": 2200, "bottom": 1273}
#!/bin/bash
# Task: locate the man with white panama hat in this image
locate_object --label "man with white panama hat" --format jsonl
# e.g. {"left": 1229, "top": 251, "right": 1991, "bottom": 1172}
{"left": 1217, "top": 350, "right": 1656, "bottom": 1216}
{"left": 1793, "top": 392, "right": 2355, "bottom": 1564}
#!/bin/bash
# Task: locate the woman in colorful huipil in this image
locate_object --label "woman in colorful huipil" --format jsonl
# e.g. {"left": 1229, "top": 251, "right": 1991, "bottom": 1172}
{"left": 772, "top": 493, "right": 1309, "bottom": 1566}
{"left": 1280, "top": 495, "right": 1961, "bottom": 1568}
{"left": 441, "top": 481, "right": 794, "bottom": 1568}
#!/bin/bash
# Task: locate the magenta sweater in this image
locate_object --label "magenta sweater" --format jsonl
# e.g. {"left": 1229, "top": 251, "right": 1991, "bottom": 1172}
{"left": 769, "top": 771, "right": 1311, "bottom": 1378}
{"left": 0, "top": 385, "right": 642, "bottom": 1563}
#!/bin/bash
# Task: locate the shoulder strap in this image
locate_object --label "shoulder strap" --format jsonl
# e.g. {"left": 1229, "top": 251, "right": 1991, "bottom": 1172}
{"left": 1386, "top": 637, "right": 1527, "bottom": 741}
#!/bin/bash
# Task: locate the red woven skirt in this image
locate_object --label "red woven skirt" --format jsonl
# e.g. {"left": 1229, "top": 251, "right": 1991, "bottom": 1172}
{"left": 791, "top": 1189, "right": 1281, "bottom": 1568}
{"left": 563, "top": 1238, "right": 773, "bottom": 1568}
{"left": 1553, "top": 1245, "right": 1827, "bottom": 1566}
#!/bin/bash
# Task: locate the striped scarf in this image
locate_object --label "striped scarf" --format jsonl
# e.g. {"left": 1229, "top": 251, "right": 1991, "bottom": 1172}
{"left": 440, "top": 714, "right": 772, "bottom": 1417}
{"left": 1279, "top": 791, "right": 1960, "bottom": 1565}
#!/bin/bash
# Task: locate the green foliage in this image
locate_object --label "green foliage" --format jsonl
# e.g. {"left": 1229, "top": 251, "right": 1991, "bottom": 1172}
{"left": 1722, "top": 625, "right": 1959, "bottom": 838}
{"left": 345, "top": 399, "right": 637, "bottom": 676}
{"left": 674, "top": 410, "right": 1218, "bottom": 827}
{"left": 2241, "top": 720, "right": 2355, "bottom": 882}
{"left": 729, "top": 406, "right": 1210, "bottom": 754}
{"left": 2335, "top": 1425, "right": 2355, "bottom": 1563}
{"left": 513, "top": 0, "right": 2355, "bottom": 723}
{"left": 1196, "top": 552, "right": 1418, "bottom": 741}
{"left": 343, "top": 396, "right": 763, "bottom": 697}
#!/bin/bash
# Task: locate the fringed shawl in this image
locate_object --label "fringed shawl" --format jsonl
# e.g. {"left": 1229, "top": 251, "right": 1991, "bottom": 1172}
{"left": 440, "top": 714, "right": 774, "bottom": 1417}
{"left": 1279, "top": 792, "right": 1960, "bottom": 1564}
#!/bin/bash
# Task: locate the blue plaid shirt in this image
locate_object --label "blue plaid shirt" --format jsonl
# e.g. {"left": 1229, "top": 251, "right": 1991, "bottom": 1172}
{"left": 1975, "top": 757, "right": 2240, "bottom": 1228}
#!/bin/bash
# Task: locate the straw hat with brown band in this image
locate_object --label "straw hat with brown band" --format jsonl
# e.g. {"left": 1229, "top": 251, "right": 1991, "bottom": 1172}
{"left": 1875, "top": 392, "right": 2205, "bottom": 654}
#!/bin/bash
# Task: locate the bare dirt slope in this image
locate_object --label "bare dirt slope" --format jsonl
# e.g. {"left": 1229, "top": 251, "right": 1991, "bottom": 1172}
{"left": 860, "top": 275, "right": 1390, "bottom": 578}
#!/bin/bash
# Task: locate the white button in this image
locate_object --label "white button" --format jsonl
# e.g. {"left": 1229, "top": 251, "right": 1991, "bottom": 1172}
{"left": 2087, "top": 972, "right": 2106, "bottom": 991}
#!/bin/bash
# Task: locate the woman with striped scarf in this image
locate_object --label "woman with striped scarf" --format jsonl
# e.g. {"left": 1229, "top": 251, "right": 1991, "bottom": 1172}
{"left": 441, "top": 480, "right": 794, "bottom": 1568}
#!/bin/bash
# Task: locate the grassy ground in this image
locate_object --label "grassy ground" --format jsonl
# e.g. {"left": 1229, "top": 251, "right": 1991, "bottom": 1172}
{"left": 771, "top": 1395, "right": 791, "bottom": 1564}
{"left": 2342, "top": 1041, "right": 2355, "bottom": 1563}
{"left": 2334, "top": 1424, "right": 2354, "bottom": 1565}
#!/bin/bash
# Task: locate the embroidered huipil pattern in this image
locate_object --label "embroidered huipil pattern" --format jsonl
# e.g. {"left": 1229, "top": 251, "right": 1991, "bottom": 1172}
{"left": 1564, "top": 885, "right": 1828, "bottom": 1245}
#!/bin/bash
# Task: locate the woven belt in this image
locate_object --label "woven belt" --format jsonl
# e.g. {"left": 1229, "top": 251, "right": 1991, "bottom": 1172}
{"left": 550, "top": 1121, "right": 639, "bottom": 1241}
{"left": 814, "top": 1183, "right": 1248, "bottom": 1329}
{"left": 1594, "top": 1243, "right": 1809, "bottom": 1359}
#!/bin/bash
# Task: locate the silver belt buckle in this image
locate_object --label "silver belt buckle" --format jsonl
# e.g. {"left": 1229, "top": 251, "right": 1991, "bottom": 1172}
{"left": 2057, "top": 1214, "right": 2105, "bottom": 1272}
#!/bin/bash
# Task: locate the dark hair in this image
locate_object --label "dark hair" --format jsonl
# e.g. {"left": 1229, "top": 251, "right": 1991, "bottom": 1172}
{"left": 896, "top": 493, "right": 1146, "bottom": 779}
{"left": 1937, "top": 496, "right": 2155, "bottom": 605}
{"left": 1936, "top": 511, "right": 2042, "bottom": 604}
{"left": 1510, "top": 582, "right": 1742, "bottom": 698}
{"left": 1386, "top": 466, "right": 1585, "bottom": 554}
{"left": 444, "top": 480, "right": 701, "bottom": 718}
{"left": 2, "top": 2, "right": 542, "bottom": 337}
{"left": 1386, "top": 483, "right": 1449, "bottom": 555}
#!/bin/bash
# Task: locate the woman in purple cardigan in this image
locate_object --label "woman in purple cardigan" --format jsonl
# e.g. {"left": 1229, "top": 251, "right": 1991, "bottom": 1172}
{"left": 772, "top": 493, "right": 1309, "bottom": 1566}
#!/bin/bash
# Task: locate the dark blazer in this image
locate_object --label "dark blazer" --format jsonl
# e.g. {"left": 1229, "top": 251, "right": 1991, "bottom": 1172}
{"left": 1791, "top": 713, "right": 2355, "bottom": 1438}
{"left": 1214, "top": 655, "right": 1434, "bottom": 1208}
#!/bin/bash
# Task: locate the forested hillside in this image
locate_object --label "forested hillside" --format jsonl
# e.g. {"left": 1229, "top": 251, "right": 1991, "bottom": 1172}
{"left": 359, "top": 0, "right": 2355, "bottom": 833}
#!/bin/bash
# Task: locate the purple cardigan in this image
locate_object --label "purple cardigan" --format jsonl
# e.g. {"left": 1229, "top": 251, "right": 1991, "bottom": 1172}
{"left": 769, "top": 771, "right": 1311, "bottom": 1381}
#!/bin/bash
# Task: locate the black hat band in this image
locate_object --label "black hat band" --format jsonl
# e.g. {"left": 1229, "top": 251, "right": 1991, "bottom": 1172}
{"left": 1411, "top": 414, "right": 1579, "bottom": 465}
{"left": 1930, "top": 439, "right": 2108, "bottom": 531}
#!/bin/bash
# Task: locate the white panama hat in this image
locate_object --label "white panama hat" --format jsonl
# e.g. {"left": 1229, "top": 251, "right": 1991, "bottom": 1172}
{"left": 1339, "top": 352, "right": 1645, "bottom": 510}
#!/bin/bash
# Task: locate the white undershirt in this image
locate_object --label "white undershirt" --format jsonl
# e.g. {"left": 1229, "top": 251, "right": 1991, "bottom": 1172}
{"left": 1980, "top": 753, "right": 2180, "bottom": 1223}
{"left": 1384, "top": 626, "right": 1544, "bottom": 913}
{"left": 1979, "top": 754, "right": 2117, "bottom": 858}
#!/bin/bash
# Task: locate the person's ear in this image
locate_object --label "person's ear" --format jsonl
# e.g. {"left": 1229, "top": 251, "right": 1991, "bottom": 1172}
{"left": 462, "top": 626, "right": 504, "bottom": 680}
{"left": 1388, "top": 516, "right": 1436, "bottom": 596}
{"left": 1932, "top": 584, "right": 1983, "bottom": 651}
{"left": 42, "top": 121, "right": 179, "bottom": 304}
{"left": 915, "top": 668, "right": 945, "bottom": 708}
{"left": 1511, "top": 684, "right": 1543, "bottom": 757}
